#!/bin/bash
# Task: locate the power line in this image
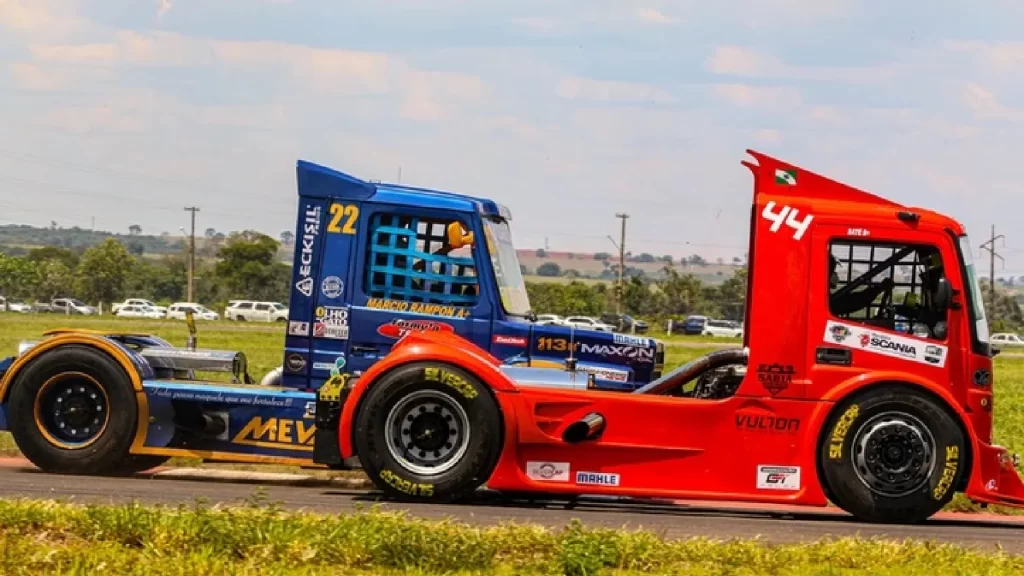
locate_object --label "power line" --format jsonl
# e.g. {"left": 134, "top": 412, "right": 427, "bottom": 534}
{"left": 980, "top": 225, "right": 1005, "bottom": 306}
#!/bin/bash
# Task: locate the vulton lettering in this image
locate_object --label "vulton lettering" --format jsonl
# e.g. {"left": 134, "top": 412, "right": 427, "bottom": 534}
{"left": 380, "top": 469, "right": 434, "bottom": 496}
{"left": 232, "top": 417, "right": 316, "bottom": 450}
{"left": 933, "top": 445, "right": 960, "bottom": 501}
{"left": 424, "top": 367, "right": 478, "bottom": 399}
{"left": 828, "top": 404, "right": 860, "bottom": 460}
{"left": 735, "top": 414, "right": 800, "bottom": 433}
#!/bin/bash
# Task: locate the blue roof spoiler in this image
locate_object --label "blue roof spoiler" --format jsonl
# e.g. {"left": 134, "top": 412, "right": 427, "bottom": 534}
{"left": 296, "top": 159, "right": 512, "bottom": 221}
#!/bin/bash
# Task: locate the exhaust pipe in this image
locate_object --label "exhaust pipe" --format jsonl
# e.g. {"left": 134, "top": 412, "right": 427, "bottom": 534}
{"left": 563, "top": 412, "right": 605, "bottom": 443}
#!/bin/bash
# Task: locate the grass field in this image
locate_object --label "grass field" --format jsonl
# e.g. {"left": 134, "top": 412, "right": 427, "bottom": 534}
{"left": 0, "top": 498, "right": 1021, "bottom": 575}
{"left": 1, "top": 313, "right": 1024, "bottom": 514}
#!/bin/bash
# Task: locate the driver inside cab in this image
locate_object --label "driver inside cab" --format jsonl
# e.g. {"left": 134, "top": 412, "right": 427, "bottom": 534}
{"left": 410, "top": 221, "right": 478, "bottom": 299}
{"left": 892, "top": 251, "right": 945, "bottom": 334}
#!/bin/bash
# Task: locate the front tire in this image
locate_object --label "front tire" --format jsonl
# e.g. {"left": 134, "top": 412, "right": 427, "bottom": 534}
{"left": 818, "top": 386, "right": 968, "bottom": 523}
{"left": 354, "top": 361, "right": 503, "bottom": 502}
{"left": 8, "top": 345, "right": 141, "bottom": 475}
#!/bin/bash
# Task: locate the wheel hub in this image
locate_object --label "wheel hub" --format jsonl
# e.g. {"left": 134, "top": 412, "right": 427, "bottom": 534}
{"left": 37, "top": 375, "right": 109, "bottom": 447}
{"left": 852, "top": 412, "right": 935, "bottom": 498}
{"left": 385, "top": 389, "right": 471, "bottom": 476}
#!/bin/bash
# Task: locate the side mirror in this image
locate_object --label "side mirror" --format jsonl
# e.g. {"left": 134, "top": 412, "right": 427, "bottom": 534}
{"left": 934, "top": 278, "right": 953, "bottom": 311}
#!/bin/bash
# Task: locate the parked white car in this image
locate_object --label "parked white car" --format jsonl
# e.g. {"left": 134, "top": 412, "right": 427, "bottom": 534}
{"left": 0, "top": 296, "right": 32, "bottom": 313}
{"left": 534, "top": 314, "right": 566, "bottom": 326}
{"left": 113, "top": 298, "right": 167, "bottom": 316}
{"left": 563, "top": 316, "right": 616, "bottom": 332}
{"left": 991, "top": 333, "right": 1024, "bottom": 347}
{"left": 225, "top": 300, "right": 288, "bottom": 322}
{"left": 115, "top": 304, "right": 165, "bottom": 319}
{"left": 166, "top": 302, "right": 220, "bottom": 321}
{"left": 702, "top": 319, "right": 744, "bottom": 338}
{"left": 51, "top": 298, "right": 98, "bottom": 315}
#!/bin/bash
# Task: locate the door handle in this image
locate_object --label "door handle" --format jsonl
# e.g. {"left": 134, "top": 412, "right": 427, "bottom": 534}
{"left": 816, "top": 347, "right": 851, "bottom": 366}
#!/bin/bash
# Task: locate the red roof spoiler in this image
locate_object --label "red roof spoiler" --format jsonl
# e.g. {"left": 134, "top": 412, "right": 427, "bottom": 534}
{"left": 742, "top": 149, "right": 904, "bottom": 208}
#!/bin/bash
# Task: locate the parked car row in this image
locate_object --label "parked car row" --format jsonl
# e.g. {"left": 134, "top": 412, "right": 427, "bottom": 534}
{"left": 533, "top": 312, "right": 649, "bottom": 334}
{"left": 1, "top": 297, "right": 99, "bottom": 315}
{"left": 224, "top": 300, "right": 289, "bottom": 322}
{"left": 670, "top": 315, "right": 744, "bottom": 337}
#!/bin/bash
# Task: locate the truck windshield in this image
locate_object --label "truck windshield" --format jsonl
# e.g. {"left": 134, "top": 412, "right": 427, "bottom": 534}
{"left": 959, "top": 235, "right": 990, "bottom": 344}
{"left": 482, "top": 217, "right": 531, "bottom": 317}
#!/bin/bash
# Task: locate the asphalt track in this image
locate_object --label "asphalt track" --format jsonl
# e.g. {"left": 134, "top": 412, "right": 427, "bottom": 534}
{"left": 1, "top": 464, "right": 1024, "bottom": 552}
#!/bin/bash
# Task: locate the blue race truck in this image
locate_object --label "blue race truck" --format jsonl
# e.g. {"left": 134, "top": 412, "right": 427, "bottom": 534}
{"left": 0, "top": 159, "right": 664, "bottom": 474}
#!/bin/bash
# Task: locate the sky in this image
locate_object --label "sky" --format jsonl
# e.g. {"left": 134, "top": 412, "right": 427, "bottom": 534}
{"left": 1, "top": 0, "right": 1024, "bottom": 274}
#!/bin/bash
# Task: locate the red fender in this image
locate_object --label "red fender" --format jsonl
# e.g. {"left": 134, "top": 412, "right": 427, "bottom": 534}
{"left": 338, "top": 330, "right": 519, "bottom": 458}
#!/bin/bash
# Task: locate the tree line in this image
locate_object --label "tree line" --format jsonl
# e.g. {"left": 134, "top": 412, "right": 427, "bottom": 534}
{"left": 0, "top": 232, "right": 1020, "bottom": 332}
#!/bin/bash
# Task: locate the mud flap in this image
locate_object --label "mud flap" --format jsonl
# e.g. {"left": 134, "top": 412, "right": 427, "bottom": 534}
{"left": 312, "top": 374, "right": 352, "bottom": 468}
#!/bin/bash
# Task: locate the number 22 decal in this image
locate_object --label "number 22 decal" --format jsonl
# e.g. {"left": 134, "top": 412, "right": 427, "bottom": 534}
{"left": 762, "top": 201, "right": 813, "bottom": 240}
{"left": 328, "top": 203, "right": 359, "bottom": 234}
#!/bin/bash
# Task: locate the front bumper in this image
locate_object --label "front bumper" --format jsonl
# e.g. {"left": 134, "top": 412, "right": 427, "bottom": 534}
{"left": 965, "top": 442, "right": 1024, "bottom": 507}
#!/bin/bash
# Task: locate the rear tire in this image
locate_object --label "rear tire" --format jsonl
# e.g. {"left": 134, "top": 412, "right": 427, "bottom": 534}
{"left": 8, "top": 345, "right": 141, "bottom": 475}
{"left": 818, "top": 386, "right": 968, "bottom": 523}
{"left": 354, "top": 361, "right": 503, "bottom": 502}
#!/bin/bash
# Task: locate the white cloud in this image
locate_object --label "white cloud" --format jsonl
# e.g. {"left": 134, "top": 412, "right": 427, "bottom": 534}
{"left": 555, "top": 75, "right": 674, "bottom": 104}
{"left": 712, "top": 83, "right": 802, "bottom": 108}
{"left": 157, "top": 0, "right": 172, "bottom": 18}
{"left": 635, "top": 8, "right": 677, "bottom": 25}
{"left": 706, "top": 45, "right": 895, "bottom": 82}
{"left": 962, "top": 82, "right": 1023, "bottom": 122}
{"left": 945, "top": 40, "right": 1024, "bottom": 73}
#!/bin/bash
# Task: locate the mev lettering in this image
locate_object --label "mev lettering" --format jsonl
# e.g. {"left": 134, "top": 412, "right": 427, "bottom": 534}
{"left": 232, "top": 417, "right": 316, "bottom": 451}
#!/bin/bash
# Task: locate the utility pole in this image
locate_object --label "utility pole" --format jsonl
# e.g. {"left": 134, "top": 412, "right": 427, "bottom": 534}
{"left": 184, "top": 207, "right": 199, "bottom": 302}
{"left": 615, "top": 213, "right": 629, "bottom": 315}
{"left": 980, "top": 224, "right": 1004, "bottom": 310}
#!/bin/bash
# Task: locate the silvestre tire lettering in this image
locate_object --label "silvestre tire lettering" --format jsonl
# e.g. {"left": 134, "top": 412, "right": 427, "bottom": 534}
{"left": 829, "top": 404, "right": 859, "bottom": 460}
{"left": 379, "top": 469, "right": 435, "bottom": 497}
{"left": 932, "top": 445, "right": 960, "bottom": 501}
{"left": 423, "top": 366, "right": 478, "bottom": 399}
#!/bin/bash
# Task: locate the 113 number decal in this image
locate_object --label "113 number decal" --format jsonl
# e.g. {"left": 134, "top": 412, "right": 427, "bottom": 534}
{"left": 762, "top": 201, "right": 813, "bottom": 240}
{"left": 328, "top": 203, "right": 359, "bottom": 234}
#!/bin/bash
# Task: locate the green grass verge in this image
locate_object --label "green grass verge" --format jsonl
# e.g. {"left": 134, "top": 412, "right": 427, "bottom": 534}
{"left": 0, "top": 497, "right": 1022, "bottom": 575}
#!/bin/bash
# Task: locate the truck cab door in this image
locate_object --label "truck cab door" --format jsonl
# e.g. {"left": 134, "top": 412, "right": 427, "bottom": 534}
{"left": 344, "top": 205, "right": 493, "bottom": 375}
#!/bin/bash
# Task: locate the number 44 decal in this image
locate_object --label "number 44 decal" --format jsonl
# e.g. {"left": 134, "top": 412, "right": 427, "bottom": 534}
{"left": 761, "top": 201, "right": 813, "bottom": 241}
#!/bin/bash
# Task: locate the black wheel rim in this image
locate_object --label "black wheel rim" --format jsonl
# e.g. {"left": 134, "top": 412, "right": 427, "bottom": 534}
{"left": 851, "top": 411, "right": 936, "bottom": 498}
{"left": 33, "top": 372, "right": 110, "bottom": 449}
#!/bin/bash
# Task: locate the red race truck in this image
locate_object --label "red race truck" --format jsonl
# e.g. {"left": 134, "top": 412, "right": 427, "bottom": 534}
{"left": 316, "top": 149, "right": 1024, "bottom": 523}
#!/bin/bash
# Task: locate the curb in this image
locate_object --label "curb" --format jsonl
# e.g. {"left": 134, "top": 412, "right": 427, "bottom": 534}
{"left": 140, "top": 467, "right": 372, "bottom": 489}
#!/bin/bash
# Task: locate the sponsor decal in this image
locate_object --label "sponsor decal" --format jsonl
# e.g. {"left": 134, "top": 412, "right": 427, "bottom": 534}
{"left": 378, "top": 318, "right": 455, "bottom": 339}
{"left": 535, "top": 338, "right": 654, "bottom": 363}
{"left": 312, "top": 356, "right": 346, "bottom": 375}
{"left": 321, "top": 275, "right": 344, "bottom": 299}
{"left": 304, "top": 402, "right": 316, "bottom": 419}
{"left": 314, "top": 306, "right": 350, "bottom": 340}
{"left": 829, "top": 324, "right": 852, "bottom": 343}
{"left": 933, "top": 445, "right": 960, "bottom": 501}
{"left": 366, "top": 297, "right": 470, "bottom": 318}
{"left": 828, "top": 404, "right": 859, "bottom": 459}
{"left": 295, "top": 204, "right": 321, "bottom": 297}
{"left": 734, "top": 413, "right": 800, "bottom": 433}
{"left": 756, "top": 465, "right": 801, "bottom": 490}
{"left": 423, "top": 366, "right": 477, "bottom": 399}
{"left": 582, "top": 366, "right": 629, "bottom": 383}
{"left": 576, "top": 471, "right": 620, "bottom": 486}
{"left": 756, "top": 363, "right": 795, "bottom": 397}
{"left": 526, "top": 461, "right": 570, "bottom": 482}
{"left": 380, "top": 469, "right": 434, "bottom": 497}
{"left": 493, "top": 334, "right": 528, "bottom": 347}
{"left": 613, "top": 333, "right": 651, "bottom": 347}
{"left": 285, "top": 353, "right": 306, "bottom": 373}
{"left": 287, "top": 321, "right": 310, "bottom": 337}
{"left": 824, "top": 320, "right": 947, "bottom": 367}
{"left": 232, "top": 416, "right": 315, "bottom": 451}
{"left": 847, "top": 227, "right": 870, "bottom": 237}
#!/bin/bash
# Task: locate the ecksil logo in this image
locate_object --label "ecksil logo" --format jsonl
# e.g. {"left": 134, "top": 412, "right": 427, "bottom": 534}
{"left": 377, "top": 319, "right": 455, "bottom": 339}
